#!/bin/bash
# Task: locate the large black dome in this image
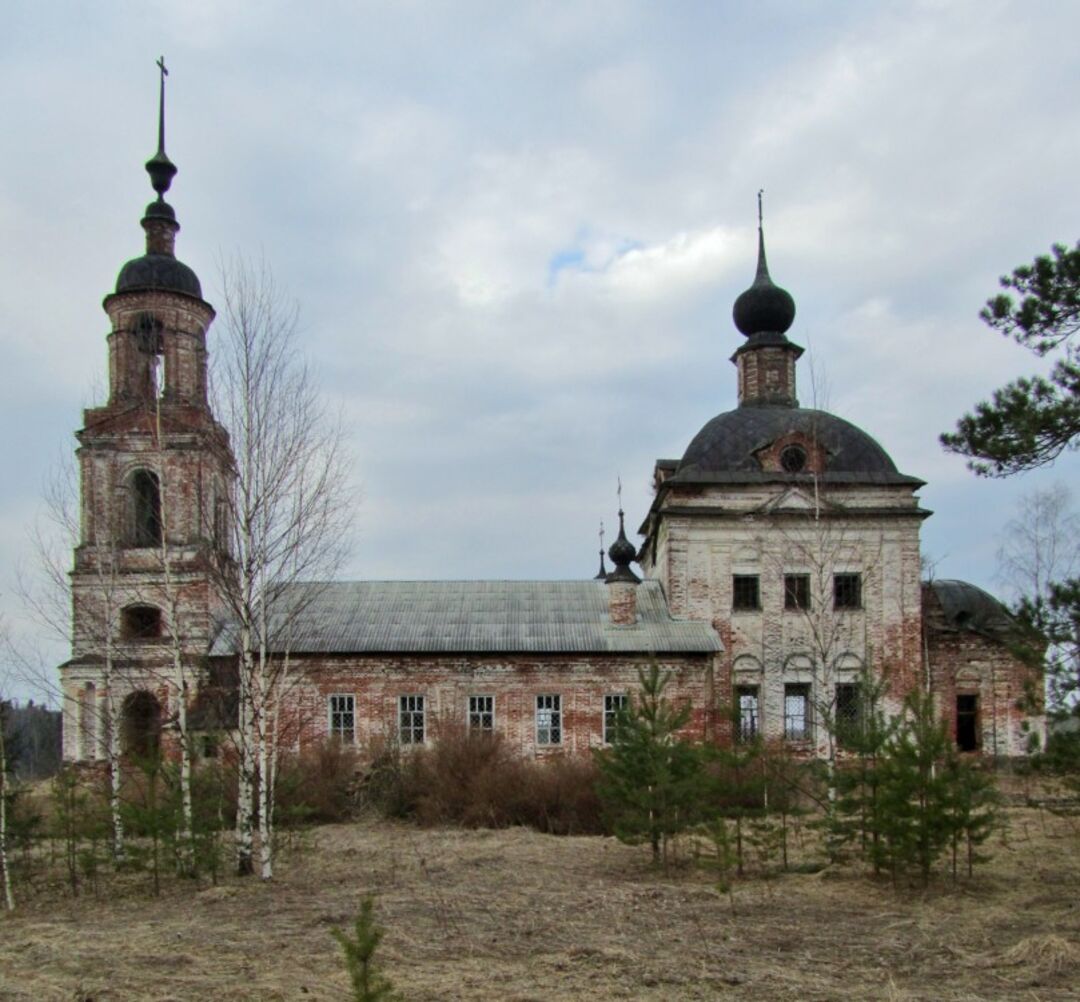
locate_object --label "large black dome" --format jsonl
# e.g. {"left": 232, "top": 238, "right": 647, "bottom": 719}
{"left": 678, "top": 406, "right": 900, "bottom": 477}
{"left": 115, "top": 253, "right": 202, "bottom": 298}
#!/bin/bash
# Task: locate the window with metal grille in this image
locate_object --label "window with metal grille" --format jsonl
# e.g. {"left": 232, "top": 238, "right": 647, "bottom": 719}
{"left": 603, "top": 693, "right": 629, "bottom": 744}
{"left": 536, "top": 694, "right": 561, "bottom": 746}
{"left": 736, "top": 686, "right": 760, "bottom": 743}
{"left": 784, "top": 574, "right": 811, "bottom": 610}
{"left": 468, "top": 694, "right": 494, "bottom": 733}
{"left": 784, "top": 683, "right": 811, "bottom": 741}
{"left": 732, "top": 575, "right": 761, "bottom": 611}
{"left": 835, "top": 683, "right": 861, "bottom": 747}
{"left": 833, "top": 573, "right": 862, "bottom": 610}
{"left": 399, "top": 695, "right": 425, "bottom": 745}
{"left": 329, "top": 694, "right": 355, "bottom": 743}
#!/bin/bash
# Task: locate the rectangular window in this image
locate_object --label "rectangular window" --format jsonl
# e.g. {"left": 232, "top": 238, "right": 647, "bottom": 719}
{"left": 399, "top": 694, "right": 425, "bottom": 745}
{"left": 536, "top": 694, "right": 562, "bottom": 746}
{"left": 835, "top": 683, "right": 861, "bottom": 747}
{"left": 603, "top": 693, "right": 629, "bottom": 744}
{"left": 329, "top": 694, "right": 355, "bottom": 743}
{"left": 956, "top": 694, "right": 979, "bottom": 752}
{"left": 736, "top": 686, "right": 760, "bottom": 743}
{"left": 784, "top": 574, "right": 811, "bottom": 610}
{"left": 833, "top": 573, "right": 862, "bottom": 610}
{"left": 468, "top": 694, "right": 494, "bottom": 733}
{"left": 784, "top": 683, "right": 811, "bottom": 741}
{"left": 732, "top": 574, "right": 761, "bottom": 611}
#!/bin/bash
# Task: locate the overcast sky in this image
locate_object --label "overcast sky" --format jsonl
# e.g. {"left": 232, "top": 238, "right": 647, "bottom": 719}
{"left": 3, "top": 1, "right": 1079, "bottom": 701}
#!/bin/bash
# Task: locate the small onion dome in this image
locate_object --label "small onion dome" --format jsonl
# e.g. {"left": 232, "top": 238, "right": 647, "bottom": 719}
{"left": 732, "top": 227, "right": 795, "bottom": 337}
{"left": 606, "top": 510, "right": 641, "bottom": 584}
{"left": 593, "top": 550, "right": 609, "bottom": 580}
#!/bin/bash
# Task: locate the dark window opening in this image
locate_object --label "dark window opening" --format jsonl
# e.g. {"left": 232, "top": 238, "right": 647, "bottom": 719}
{"left": 736, "top": 686, "right": 759, "bottom": 743}
{"left": 784, "top": 683, "right": 811, "bottom": 741}
{"left": 956, "top": 694, "right": 979, "bottom": 752}
{"left": 780, "top": 444, "right": 808, "bottom": 473}
{"left": 135, "top": 314, "right": 166, "bottom": 400}
{"left": 833, "top": 573, "right": 862, "bottom": 610}
{"left": 122, "top": 605, "right": 163, "bottom": 640}
{"left": 132, "top": 470, "right": 162, "bottom": 546}
{"left": 121, "top": 691, "right": 162, "bottom": 760}
{"left": 733, "top": 575, "right": 761, "bottom": 611}
{"left": 784, "top": 574, "right": 811, "bottom": 610}
{"left": 835, "top": 683, "right": 861, "bottom": 748}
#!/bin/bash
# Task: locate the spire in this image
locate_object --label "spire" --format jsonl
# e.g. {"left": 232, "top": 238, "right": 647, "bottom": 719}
{"left": 144, "top": 56, "right": 178, "bottom": 202}
{"left": 732, "top": 189, "right": 796, "bottom": 338}
{"left": 593, "top": 521, "right": 609, "bottom": 580}
{"left": 113, "top": 57, "right": 203, "bottom": 297}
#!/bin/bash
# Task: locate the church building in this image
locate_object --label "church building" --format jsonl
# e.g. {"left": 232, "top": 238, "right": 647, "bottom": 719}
{"left": 59, "top": 88, "right": 1042, "bottom": 765}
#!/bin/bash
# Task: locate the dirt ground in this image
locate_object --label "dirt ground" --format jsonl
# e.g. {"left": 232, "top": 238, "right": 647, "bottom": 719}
{"left": 1, "top": 801, "right": 1078, "bottom": 1001}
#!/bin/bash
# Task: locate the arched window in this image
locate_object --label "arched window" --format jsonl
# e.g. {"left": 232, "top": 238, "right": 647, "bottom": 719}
{"left": 121, "top": 605, "right": 163, "bottom": 640}
{"left": 121, "top": 691, "right": 162, "bottom": 759}
{"left": 131, "top": 469, "right": 162, "bottom": 546}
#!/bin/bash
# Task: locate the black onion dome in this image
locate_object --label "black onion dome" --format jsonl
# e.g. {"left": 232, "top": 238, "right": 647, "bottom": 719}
{"left": 607, "top": 510, "right": 641, "bottom": 583}
{"left": 116, "top": 254, "right": 202, "bottom": 297}
{"left": 732, "top": 228, "right": 795, "bottom": 337}
{"left": 679, "top": 407, "right": 899, "bottom": 477}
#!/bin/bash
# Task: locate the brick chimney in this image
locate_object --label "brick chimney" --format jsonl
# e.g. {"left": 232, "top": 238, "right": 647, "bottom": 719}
{"left": 606, "top": 508, "right": 640, "bottom": 626}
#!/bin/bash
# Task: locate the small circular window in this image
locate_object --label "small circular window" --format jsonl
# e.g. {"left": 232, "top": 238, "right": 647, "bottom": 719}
{"left": 780, "top": 444, "right": 808, "bottom": 473}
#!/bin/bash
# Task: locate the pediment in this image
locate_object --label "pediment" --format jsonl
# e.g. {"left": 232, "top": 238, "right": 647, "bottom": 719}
{"left": 755, "top": 486, "right": 843, "bottom": 515}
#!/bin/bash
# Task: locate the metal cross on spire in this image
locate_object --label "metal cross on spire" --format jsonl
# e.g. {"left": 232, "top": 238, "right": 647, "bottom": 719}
{"left": 599, "top": 520, "right": 605, "bottom": 552}
{"left": 757, "top": 188, "right": 764, "bottom": 228}
{"left": 156, "top": 56, "right": 169, "bottom": 155}
{"left": 145, "top": 55, "right": 178, "bottom": 199}
{"left": 616, "top": 475, "right": 623, "bottom": 514}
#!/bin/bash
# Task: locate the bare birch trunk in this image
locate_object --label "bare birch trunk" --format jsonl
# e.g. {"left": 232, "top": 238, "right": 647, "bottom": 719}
{"left": 235, "top": 639, "right": 255, "bottom": 876}
{"left": 102, "top": 656, "right": 125, "bottom": 862}
{"left": 153, "top": 394, "right": 195, "bottom": 869}
{"left": 0, "top": 701, "right": 14, "bottom": 911}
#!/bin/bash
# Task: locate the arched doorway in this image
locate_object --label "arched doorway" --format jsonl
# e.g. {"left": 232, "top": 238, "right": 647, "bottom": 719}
{"left": 121, "top": 691, "right": 162, "bottom": 759}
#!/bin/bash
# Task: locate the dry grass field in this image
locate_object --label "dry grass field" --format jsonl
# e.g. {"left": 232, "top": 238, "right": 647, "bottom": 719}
{"left": 1, "top": 799, "right": 1078, "bottom": 1001}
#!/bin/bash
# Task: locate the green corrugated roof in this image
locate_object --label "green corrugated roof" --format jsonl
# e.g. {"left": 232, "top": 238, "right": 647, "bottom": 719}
{"left": 210, "top": 580, "right": 721, "bottom": 656}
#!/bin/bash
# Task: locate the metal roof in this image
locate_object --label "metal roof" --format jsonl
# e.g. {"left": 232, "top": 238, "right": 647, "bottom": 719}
{"left": 210, "top": 580, "right": 722, "bottom": 656}
{"left": 678, "top": 406, "right": 916, "bottom": 481}
{"left": 929, "top": 579, "right": 1016, "bottom": 636}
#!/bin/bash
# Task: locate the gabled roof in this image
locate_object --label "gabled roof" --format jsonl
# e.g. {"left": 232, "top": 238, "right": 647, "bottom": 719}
{"left": 210, "top": 580, "right": 722, "bottom": 656}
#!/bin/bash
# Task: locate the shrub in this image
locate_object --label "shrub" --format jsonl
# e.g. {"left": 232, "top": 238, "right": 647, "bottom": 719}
{"left": 361, "top": 723, "right": 605, "bottom": 835}
{"left": 274, "top": 740, "right": 362, "bottom": 825}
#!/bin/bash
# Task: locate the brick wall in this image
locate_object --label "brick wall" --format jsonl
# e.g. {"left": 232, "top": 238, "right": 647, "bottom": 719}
{"left": 267, "top": 652, "right": 721, "bottom": 760}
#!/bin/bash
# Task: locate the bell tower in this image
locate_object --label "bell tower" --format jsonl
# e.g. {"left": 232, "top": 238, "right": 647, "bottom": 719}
{"left": 61, "top": 62, "right": 233, "bottom": 762}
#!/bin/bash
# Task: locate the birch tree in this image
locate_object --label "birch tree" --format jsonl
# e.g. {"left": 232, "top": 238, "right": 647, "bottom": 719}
{"left": 17, "top": 461, "right": 129, "bottom": 862}
{"left": 146, "top": 390, "right": 197, "bottom": 871}
{"left": 208, "top": 255, "right": 353, "bottom": 879}
{"left": 0, "top": 666, "right": 15, "bottom": 911}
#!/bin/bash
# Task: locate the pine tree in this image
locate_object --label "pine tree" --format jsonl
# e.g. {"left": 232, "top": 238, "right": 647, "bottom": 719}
{"left": 831, "top": 668, "right": 894, "bottom": 872}
{"left": 594, "top": 663, "right": 705, "bottom": 864}
{"left": 876, "top": 692, "right": 953, "bottom": 886}
{"left": 942, "top": 240, "right": 1080, "bottom": 475}
{"left": 941, "top": 753, "right": 1000, "bottom": 880}
{"left": 331, "top": 896, "right": 397, "bottom": 1002}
